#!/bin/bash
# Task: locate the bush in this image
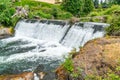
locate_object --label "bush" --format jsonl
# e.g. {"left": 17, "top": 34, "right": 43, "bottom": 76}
{"left": 58, "top": 12, "right": 73, "bottom": 19}
{"left": 41, "top": 7, "right": 52, "bottom": 13}
{"left": 63, "top": 58, "right": 74, "bottom": 73}
{"left": 62, "top": 0, "right": 84, "bottom": 16}
{"left": 90, "top": 17, "right": 101, "bottom": 22}
{"left": 101, "top": 5, "right": 120, "bottom": 15}
{"left": 37, "top": 11, "right": 52, "bottom": 19}
{"left": 0, "top": 0, "right": 16, "bottom": 27}
{"left": 89, "top": 12, "right": 99, "bottom": 17}
{"left": 51, "top": 8, "right": 59, "bottom": 19}
{"left": 103, "top": 15, "right": 113, "bottom": 23}
{"left": 106, "top": 15, "right": 120, "bottom": 36}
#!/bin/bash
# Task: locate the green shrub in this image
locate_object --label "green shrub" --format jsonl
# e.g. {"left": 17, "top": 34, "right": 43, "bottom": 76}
{"left": 58, "top": 12, "right": 73, "bottom": 19}
{"left": 63, "top": 49, "right": 77, "bottom": 73}
{"left": 106, "top": 15, "right": 120, "bottom": 36}
{"left": 41, "top": 7, "right": 52, "bottom": 13}
{"left": 51, "top": 8, "right": 59, "bottom": 19}
{"left": 90, "top": 17, "right": 101, "bottom": 22}
{"left": 101, "top": 5, "right": 120, "bottom": 15}
{"left": 89, "top": 12, "right": 99, "bottom": 17}
{"left": 63, "top": 58, "right": 74, "bottom": 73}
{"left": 37, "top": 11, "right": 52, "bottom": 19}
{"left": 103, "top": 15, "right": 113, "bottom": 23}
{"left": 0, "top": 0, "right": 15, "bottom": 27}
{"left": 61, "top": 0, "right": 84, "bottom": 16}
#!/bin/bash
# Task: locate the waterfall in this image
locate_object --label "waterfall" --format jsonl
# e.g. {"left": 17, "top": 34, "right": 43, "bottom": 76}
{"left": 0, "top": 19, "right": 109, "bottom": 75}
{"left": 15, "top": 20, "right": 70, "bottom": 42}
{"left": 61, "top": 22, "right": 108, "bottom": 48}
{"left": 15, "top": 20, "right": 109, "bottom": 48}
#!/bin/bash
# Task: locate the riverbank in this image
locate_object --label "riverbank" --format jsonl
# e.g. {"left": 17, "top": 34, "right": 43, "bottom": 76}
{"left": 56, "top": 36, "right": 120, "bottom": 80}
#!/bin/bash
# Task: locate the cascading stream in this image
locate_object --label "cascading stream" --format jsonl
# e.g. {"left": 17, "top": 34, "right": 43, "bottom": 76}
{"left": 61, "top": 22, "right": 108, "bottom": 48}
{"left": 0, "top": 19, "right": 109, "bottom": 75}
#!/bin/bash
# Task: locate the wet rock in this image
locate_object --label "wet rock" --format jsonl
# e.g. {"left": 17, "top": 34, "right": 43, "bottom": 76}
{"left": 0, "top": 28, "right": 12, "bottom": 39}
{"left": 34, "top": 64, "right": 45, "bottom": 73}
{"left": 34, "top": 64, "right": 57, "bottom": 80}
{"left": 35, "top": 71, "right": 56, "bottom": 80}
{"left": 56, "top": 65, "right": 69, "bottom": 80}
{"left": 0, "top": 72, "right": 34, "bottom": 80}
{"left": 0, "top": 34, "right": 12, "bottom": 39}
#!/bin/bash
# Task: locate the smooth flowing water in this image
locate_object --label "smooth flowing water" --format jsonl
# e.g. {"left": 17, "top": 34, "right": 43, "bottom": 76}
{"left": 0, "top": 20, "right": 109, "bottom": 75}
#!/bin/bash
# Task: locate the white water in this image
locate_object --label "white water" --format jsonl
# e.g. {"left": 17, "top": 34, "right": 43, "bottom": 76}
{"left": 61, "top": 22, "right": 108, "bottom": 48}
{"left": 15, "top": 20, "right": 69, "bottom": 42}
{"left": 0, "top": 20, "right": 109, "bottom": 74}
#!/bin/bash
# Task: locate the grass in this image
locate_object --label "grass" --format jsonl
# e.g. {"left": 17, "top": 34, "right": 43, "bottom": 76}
{"left": 14, "top": 0, "right": 73, "bottom": 19}
{"left": 0, "top": 0, "right": 73, "bottom": 27}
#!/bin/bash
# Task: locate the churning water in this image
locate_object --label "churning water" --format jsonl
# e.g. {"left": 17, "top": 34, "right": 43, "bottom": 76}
{"left": 0, "top": 19, "right": 109, "bottom": 74}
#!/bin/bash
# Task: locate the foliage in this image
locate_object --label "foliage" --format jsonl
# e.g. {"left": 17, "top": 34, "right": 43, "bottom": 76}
{"left": 63, "top": 49, "right": 84, "bottom": 79}
{"left": 101, "top": 5, "right": 120, "bottom": 15}
{"left": 61, "top": 0, "right": 84, "bottom": 16}
{"left": 62, "top": 0, "right": 94, "bottom": 16}
{"left": 63, "top": 57, "right": 74, "bottom": 73}
{"left": 37, "top": 10, "right": 52, "bottom": 19}
{"left": 0, "top": 0, "right": 73, "bottom": 27}
{"left": 89, "top": 12, "right": 99, "bottom": 17}
{"left": 112, "top": 0, "right": 120, "bottom": 5}
{"left": 63, "top": 49, "right": 77, "bottom": 73}
{"left": 106, "top": 14, "right": 120, "bottom": 36}
{"left": 88, "top": 6, "right": 120, "bottom": 36}
{"left": 94, "top": 0, "right": 99, "bottom": 8}
{"left": 83, "top": 0, "right": 94, "bottom": 15}
{"left": 51, "top": 8, "right": 59, "bottom": 19}
{"left": 58, "top": 12, "right": 73, "bottom": 20}
{"left": 103, "top": 15, "right": 113, "bottom": 23}
{"left": 0, "top": 0, "right": 15, "bottom": 26}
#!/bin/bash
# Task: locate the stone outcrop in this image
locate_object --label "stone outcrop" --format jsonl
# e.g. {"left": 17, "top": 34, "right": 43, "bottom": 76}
{"left": 0, "top": 28, "right": 13, "bottom": 39}
{"left": 0, "top": 72, "right": 34, "bottom": 80}
{"left": 56, "top": 37, "right": 120, "bottom": 80}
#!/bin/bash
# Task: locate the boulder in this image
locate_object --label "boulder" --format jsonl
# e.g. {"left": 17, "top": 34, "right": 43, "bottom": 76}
{"left": 0, "top": 72, "right": 34, "bottom": 80}
{"left": 0, "top": 28, "right": 13, "bottom": 39}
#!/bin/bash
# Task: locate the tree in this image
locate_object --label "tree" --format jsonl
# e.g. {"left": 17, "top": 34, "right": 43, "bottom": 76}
{"left": 83, "top": 0, "right": 94, "bottom": 15}
{"left": 108, "top": 0, "right": 120, "bottom": 5}
{"left": 61, "top": 0, "right": 84, "bottom": 17}
{"left": 115, "top": 0, "right": 120, "bottom": 4}
{"left": 94, "top": 0, "right": 99, "bottom": 8}
{"left": 100, "top": 0, "right": 108, "bottom": 8}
